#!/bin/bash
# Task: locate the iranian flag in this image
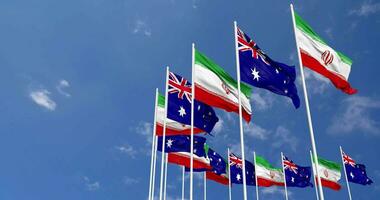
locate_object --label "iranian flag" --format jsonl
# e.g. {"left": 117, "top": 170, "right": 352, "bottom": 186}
{"left": 194, "top": 49, "right": 252, "bottom": 122}
{"left": 313, "top": 157, "right": 342, "bottom": 190}
{"left": 156, "top": 93, "right": 203, "bottom": 136}
{"left": 255, "top": 155, "right": 285, "bottom": 187}
{"left": 293, "top": 12, "right": 357, "bottom": 94}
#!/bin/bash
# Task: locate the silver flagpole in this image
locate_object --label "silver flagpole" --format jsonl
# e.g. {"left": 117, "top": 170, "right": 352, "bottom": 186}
{"left": 190, "top": 43, "right": 195, "bottom": 200}
{"left": 233, "top": 20, "right": 248, "bottom": 200}
{"left": 340, "top": 146, "right": 353, "bottom": 200}
{"left": 281, "top": 152, "right": 289, "bottom": 200}
{"left": 164, "top": 154, "right": 168, "bottom": 200}
{"left": 152, "top": 136, "right": 158, "bottom": 200}
{"left": 182, "top": 166, "right": 185, "bottom": 200}
{"left": 253, "top": 152, "right": 259, "bottom": 200}
{"left": 310, "top": 150, "right": 320, "bottom": 200}
{"left": 204, "top": 172, "right": 207, "bottom": 200}
{"left": 148, "top": 89, "right": 159, "bottom": 200}
{"left": 228, "top": 148, "right": 232, "bottom": 200}
{"left": 290, "top": 4, "right": 325, "bottom": 200}
{"left": 159, "top": 67, "right": 170, "bottom": 200}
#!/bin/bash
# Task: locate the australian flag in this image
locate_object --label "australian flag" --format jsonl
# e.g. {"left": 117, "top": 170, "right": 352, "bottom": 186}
{"left": 237, "top": 27, "right": 300, "bottom": 108}
{"left": 343, "top": 151, "right": 373, "bottom": 185}
{"left": 157, "top": 135, "right": 206, "bottom": 155}
{"left": 283, "top": 155, "right": 313, "bottom": 188}
{"left": 167, "top": 72, "right": 219, "bottom": 133}
{"left": 229, "top": 153, "right": 256, "bottom": 185}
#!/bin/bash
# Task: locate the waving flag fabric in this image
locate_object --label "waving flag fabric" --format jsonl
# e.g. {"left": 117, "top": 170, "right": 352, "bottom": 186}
{"left": 156, "top": 93, "right": 204, "bottom": 136}
{"left": 283, "top": 155, "right": 313, "bottom": 188}
{"left": 157, "top": 135, "right": 211, "bottom": 170}
{"left": 167, "top": 72, "right": 219, "bottom": 133}
{"left": 255, "top": 155, "right": 284, "bottom": 187}
{"left": 294, "top": 12, "right": 357, "bottom": 94}
{"left": 186, "top": 146, "right": 229, "bottom": 185}
{"left": 342, "top": 151, "right": 373, "bottom": 185}
{"left": 237, "top": 27, "right": 300, "bottom": 108}
{"left": 313, "top": 156, "right": 342, "bottom": 190}
{"left": 229, "top": 153, "right": 256, "bottom": 185}
{"left": 194, "top": 49, "right": 253, "bottom": 122}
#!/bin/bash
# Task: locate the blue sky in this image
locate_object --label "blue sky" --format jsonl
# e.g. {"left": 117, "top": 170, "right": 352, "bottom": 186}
{"left": 1, "top": 0, "right": 380, "bottom": 199}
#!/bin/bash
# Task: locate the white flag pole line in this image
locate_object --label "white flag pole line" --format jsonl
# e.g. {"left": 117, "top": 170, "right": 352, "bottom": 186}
{"left": 190, "top": 43, "right": 196, "bottom": 200}
{"left": 204, "top": 172, "right": 207, "bottom": 200}
{"left": 310, "top": 150, "right": 320, "bottom": 200}
{"left": 281, "top": 152, "right": 289, "bottom": 200}
{"left": 234, "top": 20, "right": 248, "bottom": 200}
{"left": 228, "top": 148, "right": 232, "bottom": 200}
{"left": 148, "top": 89, "right": 159, "bottom": 200}
{"left": 151, "top": 136, "right": 158, "bottom": 200}
{"left": 340, "top": 146, "right": 353, "bottom": 200}
{"left": 164, "top": 154, "right": 168, "bottom": 200}
{"left": 290, "top": 4, "right": 325, "bottom": 200}
{"left": 159, "top": 67, "right": 170, "bottom": 200}
{"left": 253, "top": 151, "right": 259, "bottom": 200}
{"left": 182, "top": 166, "right": 185, "bottom": 200}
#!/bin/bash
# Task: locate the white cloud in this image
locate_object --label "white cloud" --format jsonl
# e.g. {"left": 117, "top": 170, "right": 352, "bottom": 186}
{"left": 244, "top": 123, "right": 270, "bottom": 140}
{"left": 271, "top": 126, "right": 298, "bottom": 152}
{"left": 123, "top": 176, "right": 139, "bottom": 185}
{"left": 261, "top": 187, "right": 292, "bottom": 197}
{"left": 115, "top": 144, "right": 137, "bottom": 158}
{"left": 328, "top": 96, "right": 380, "bottom": 135}
{"left": 56, "top": 79, "right": 71, "bottom": 97}
{"left": 303, "top": 69, "right": 330, "bottom": 94}
{"left": 136, "top": 121, "right": 153, "bottom": 143}
{"left": 29, "top": 89, "right": 57, "bottom": 111}
{"left": 349, "top": 1, "right": 380, "bottom": 16}
{"left": 250, "top": 92, "right": 275, "bottom": 111}
{"left": 132, "top": 19, "right": 152, "bottom": 37}
{"left": 324, "top": 28, "right": 333, "bottom": 39}
{"left": 212, "top": 118, "right": 224, "bottom": 135}
{"left": 83, "top": 176, "right": 100, "bottom": 191}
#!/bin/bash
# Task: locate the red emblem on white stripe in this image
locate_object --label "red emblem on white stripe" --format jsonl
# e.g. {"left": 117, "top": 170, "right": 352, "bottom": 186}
{"left": 321, "top": 50, "right": 334, "bottom": 65}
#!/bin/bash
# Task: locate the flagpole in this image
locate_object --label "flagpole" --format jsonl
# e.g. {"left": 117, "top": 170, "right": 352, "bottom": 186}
{"left": 182, "top": 166, "right": 185, "bottom": 200}
{"left": 148, "top": 89, "right": 159, "bottom": 200}
{"left": 281, "top": 152, "right": 289, "bottom": 200}
{"left": 310, "top": 150, "right": 320, "bottom": 200}
{"left": 340, "top": 146, "right": 353, "bottom": 200}
{"left": 164, "top": 154, "right": 168, "bottom": 200}
{"left": 190, "top": 43, "right": 195, "bottom": 200}
{"left": 228, "top": 148, "right": 232, "bottom": 200}
{"left": 204, "top": 172, "right": 207, "bottom": 200}
{"left": 253, "top": 151, "right": 259, "bottom": 200}
{"left": 290, "top": 4, "right": 325, "bottom": 200}
{"left": 152, "top": 136, "right": 158, "bottom": 200}
{"left": 159, "top": 66, "right": 170, "bottom": 200}
{"left": 234, "top": 20, "right": 248, "bottom": 200}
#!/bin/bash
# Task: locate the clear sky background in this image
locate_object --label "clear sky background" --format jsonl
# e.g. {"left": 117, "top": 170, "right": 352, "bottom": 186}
{"left": 1, "top": 0, "right": 380, "bottom": 199}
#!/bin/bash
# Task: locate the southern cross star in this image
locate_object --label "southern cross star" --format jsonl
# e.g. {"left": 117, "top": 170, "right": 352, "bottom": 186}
{"left": 251, "top": 68, "right": 260, "bottom": 81}
{"left": 166, "top": 139, "right": 173, "bottom": 148}
{"left": 236, "top": 174, "right": 241, "bottom": 181}
{"left": 178, "top": 106, "right": 186, "bottom": 117}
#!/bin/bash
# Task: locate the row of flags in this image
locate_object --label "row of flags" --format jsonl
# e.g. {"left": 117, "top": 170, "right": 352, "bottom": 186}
{"left": 157, "top": 135, "right": 373, "bottom": 189}
{"left": 149, "top": 5, "right": 367, "bottom": 200}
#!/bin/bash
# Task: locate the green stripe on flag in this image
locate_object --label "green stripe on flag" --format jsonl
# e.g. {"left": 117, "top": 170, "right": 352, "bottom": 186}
{"left": 158, "top": 93, "right": 165, "bottom": 107}
{"left": 294, "top": 12, "right": 327, "bottom": 46}
{"left": 318, "top": 157, "right": 341, "bottom": 172}
{"left": 195, "top": 49, "right": 252, "bottom": 98}
{"left": 255, "top": 155, "right": 282, "bottom": 171}
{"left": 337, "top": 51, "right": 353, "bottom": 66}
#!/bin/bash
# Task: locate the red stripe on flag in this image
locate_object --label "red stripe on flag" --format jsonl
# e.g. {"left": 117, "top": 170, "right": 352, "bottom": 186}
{"left": 257, "top": 177, "right": 285, "bottom": 187}
{"left": 206, "top": 171, "right": 229, "bottom": 185}
{"left": 300, "top": 49, "right": 357, "bottom": 95}
{"left": 167, "top": 153, "right": 212, "bottom": 170}
{"left": 195, "top": 84, "right": 251, "bottom": 122}
{"left": 155, "top": 123, "right": 204, "bottom": 136}
{"left": 315, "top": 177, "right": 342, "bottom": 191}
